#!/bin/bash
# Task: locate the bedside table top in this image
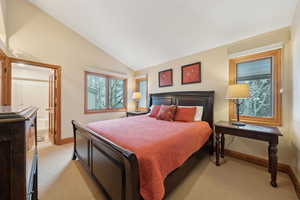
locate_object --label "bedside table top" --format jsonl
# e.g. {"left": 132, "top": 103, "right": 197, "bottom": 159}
{"left": 214, "top": 121, "right": 282, "bottom": 136}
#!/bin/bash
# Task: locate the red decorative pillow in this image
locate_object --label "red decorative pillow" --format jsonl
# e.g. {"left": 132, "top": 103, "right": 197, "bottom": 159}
{"left": 175, "top": 107, "right": 196, "bottom": 122}
{"left": 156, "top": 105, "right": 177, "bottom": 121}
{"left": 149, "top": 105, "right": 161, "bottom": 118}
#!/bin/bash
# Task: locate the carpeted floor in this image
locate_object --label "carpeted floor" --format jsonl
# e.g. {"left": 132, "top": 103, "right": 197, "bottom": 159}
{"left": 38, "top": 143, "right": 297, "bottom": 200}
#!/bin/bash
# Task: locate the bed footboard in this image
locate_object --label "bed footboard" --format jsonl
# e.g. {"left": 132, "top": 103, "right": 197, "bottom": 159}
{"left": 71, "top": 120, "right": 141, "bottom": 200}
{"left": 72, "top": 120, "right": 214, "bottom": 200}
{"left": 71, "top": 91, "right": 214, "bottom": 200}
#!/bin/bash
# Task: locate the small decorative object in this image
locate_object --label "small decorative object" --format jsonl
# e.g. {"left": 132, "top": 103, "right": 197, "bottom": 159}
{"left": 181, "top": 62, "right": 201, "bottom": 84}
{"left": 225, "top": 84, "right": 250, "bottom": 126}
{"left": 159, "top": 69, "right": 173, "bottom": 87}
{"left": 132, "top": 92, "right": 141, "bottom": 112}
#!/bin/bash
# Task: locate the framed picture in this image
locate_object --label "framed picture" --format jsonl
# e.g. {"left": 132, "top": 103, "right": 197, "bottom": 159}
{"left": 159, "top": 69, "right": 173, "bottom": 87}
{"left": 181, "top": 62, "right": 201, "bottom": 84}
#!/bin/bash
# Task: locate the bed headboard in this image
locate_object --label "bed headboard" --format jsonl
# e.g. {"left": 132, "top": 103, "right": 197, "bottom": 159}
{"left": 148, "top": 91, "right": 215, "bottom": 128}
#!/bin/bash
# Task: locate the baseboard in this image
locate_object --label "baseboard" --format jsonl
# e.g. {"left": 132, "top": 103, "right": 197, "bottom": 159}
{"left": 59, "top": 137, "right": 74, "bottom": 145}
{"left": 224, "top": 149, "right": 290, "bottom": 173}
{"left": 224, "top": 149, "right": 300, "bottom": 199}
{"left": 286, "top": 166, "right": 300, "bottom": 199}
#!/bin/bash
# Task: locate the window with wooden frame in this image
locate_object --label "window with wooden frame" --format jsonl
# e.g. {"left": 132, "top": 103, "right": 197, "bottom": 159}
{"left": 135, "top": 77, "right": 148, "bottom": 111}
{"left": 229, "top": 49, "right": 282, "bottom": 126}
{"left": 85, "top": 71, "right": 127, "bottom": 114}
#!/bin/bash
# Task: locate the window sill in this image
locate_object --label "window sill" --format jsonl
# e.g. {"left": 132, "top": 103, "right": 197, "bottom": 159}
{"left": 230, "top": 117, "right": 282, "bottom": 127}
{"left": 85, "top": 108, "right": 127, "bottom": 114}
{"left": 137, "top": 107, "right": 149, "bottom": 112}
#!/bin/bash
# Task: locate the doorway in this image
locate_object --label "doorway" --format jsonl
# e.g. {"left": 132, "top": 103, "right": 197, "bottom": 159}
{"left": 1, "top": 56, "right": 61, "bottom": 145}
{"left": 11, "top": 63, "right": 54, "bottom": 145}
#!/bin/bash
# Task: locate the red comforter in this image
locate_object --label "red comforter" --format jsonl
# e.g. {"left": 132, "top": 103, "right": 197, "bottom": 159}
{"left": 87, "top": 115, "right": 212, "bottom": 200}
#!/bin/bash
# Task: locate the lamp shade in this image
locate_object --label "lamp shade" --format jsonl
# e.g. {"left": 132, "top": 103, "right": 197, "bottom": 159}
{"left": 132, "top": 92, "right": 142, "bottom": 100}
{"left": 225, "top": 84, "right": 250, "bottom": 99}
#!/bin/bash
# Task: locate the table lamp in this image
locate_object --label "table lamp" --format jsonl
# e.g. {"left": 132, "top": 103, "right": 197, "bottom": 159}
{"left": 132, "top": 92, "right": 141, "bottom": 112}
{"left": 226, "top": 84, "right": 250, "bottom": 126}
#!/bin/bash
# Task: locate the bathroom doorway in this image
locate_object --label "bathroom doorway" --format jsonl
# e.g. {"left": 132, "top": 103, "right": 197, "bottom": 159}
{"left": 1, "top": 57, "right": 62, "bottom": 145}
{"left": 11, "top": 63, "right": 54, "bottom": 144}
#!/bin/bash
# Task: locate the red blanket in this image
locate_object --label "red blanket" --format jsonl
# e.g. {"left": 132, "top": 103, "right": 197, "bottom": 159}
{"left": 87, "top": 115, "right": 212, "bottom": 200}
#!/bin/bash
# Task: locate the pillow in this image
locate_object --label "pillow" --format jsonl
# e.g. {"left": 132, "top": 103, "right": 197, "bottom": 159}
{"left": 178, "top": 106, "right": 203, "bottom": 121}
{"left": 149, "top": 105, "right": 161, "bottom": 118}
{"left": 156, "top": 105, "right": 177, "bottom": 121}
{"left": 174, "top": 107, "right": 197, "bottom": 122}
{"left": 194, "top": 106, "right": 204, "bottom": 121}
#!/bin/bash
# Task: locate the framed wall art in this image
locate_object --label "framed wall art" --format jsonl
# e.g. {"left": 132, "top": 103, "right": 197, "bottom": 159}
{"left": 158, "top": 69, "right": 173, "bottom": 87}
{"left": 181, "top": 62, "right": 201, "bottom": 84}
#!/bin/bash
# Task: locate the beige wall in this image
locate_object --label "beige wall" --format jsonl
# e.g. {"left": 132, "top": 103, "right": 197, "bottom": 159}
{"left": 0, "top": 0, "right": 6, "bottom": 48}
{"left": 291, "top": 1, "right": 300, "bottom": 174}
{"left": 136, "top": 27, "right": 296, "bottom": 165}
{"left": 5, "top": 0, "right": 135, "bottom": 139}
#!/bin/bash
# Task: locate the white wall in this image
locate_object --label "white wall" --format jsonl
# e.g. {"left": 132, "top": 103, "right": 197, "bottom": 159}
{"left": 12, "top": 80, "right": 49, "bottom": 129}
{"left": 12, "top": 63, "right": 51, "bottom": 118}
{"left": 5, "top": 0, "right": 135, "bottom": 139}
{"left": 12, "top": 63, "right": 52, "bottom": 80}
{"left": 11, "top": 63, "right": 51, "bottom": 131}
{"left": 291, "top": 0, "right": 300, "bottom": 174}
{"left": 12, "top": 80, "right": 49, "bottom": 118}
{"left": 137, "top": 28, "right": 296, "bottom": 165}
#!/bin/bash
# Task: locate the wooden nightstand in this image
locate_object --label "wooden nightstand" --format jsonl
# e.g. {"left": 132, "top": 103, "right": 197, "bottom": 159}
{"left": 214, "top": 121, "right": 282, "bottom": 187}
{"left": 126, "top": 111, "right": 148, "bottom": 117}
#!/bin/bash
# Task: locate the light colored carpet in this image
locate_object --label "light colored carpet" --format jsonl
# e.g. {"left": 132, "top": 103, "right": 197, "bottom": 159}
{"left": 38, "top": 143, "right": 297, "bottom": 200}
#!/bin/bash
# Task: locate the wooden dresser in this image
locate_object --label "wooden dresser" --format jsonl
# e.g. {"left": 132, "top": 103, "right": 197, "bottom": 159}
{"left": 0, "top": 106, "right": 38, "bottom": 200}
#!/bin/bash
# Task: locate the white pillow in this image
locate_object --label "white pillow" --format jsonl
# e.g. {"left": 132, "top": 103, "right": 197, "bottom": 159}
{"left": 150, "top": 105, "right": 154, "bottom": 111}
{"left": 178, "top": 106, "right": 203, "bottom": 121}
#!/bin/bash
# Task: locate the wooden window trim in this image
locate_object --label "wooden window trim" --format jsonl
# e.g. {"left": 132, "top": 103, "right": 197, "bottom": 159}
{"left": 135, "top": 77, "right": 148, "bottom": 111}
{"left": 229, "top": 49, "right": 282, "bottom": 126}
{"left": 84, "top": 71, "right": 127, "bottom": 114}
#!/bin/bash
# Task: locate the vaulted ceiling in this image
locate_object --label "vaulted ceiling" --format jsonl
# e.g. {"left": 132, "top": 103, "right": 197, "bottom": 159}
{"left": 29, "top": 0, "right": 298, "bottom": 70}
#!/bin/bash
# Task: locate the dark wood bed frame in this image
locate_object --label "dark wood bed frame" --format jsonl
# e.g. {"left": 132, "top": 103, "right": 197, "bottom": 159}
{"left": 72, "top": 91, "right": 214, "bottom": 200}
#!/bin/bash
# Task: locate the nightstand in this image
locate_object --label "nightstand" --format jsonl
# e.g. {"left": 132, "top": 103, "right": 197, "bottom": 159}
{"left": 214, "top": 121, "right": 282, "bottom": 187}
{"left": 126, "top": 111, "right": 148, "bottom": 117}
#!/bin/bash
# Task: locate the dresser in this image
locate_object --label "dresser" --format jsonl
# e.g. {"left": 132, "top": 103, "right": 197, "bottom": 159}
{"left": 0, "top": 106, "right": 38, "bottom": 200}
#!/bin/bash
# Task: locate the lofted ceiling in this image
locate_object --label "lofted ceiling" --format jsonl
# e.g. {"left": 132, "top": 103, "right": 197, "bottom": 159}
{"left": 29, "top": 0, "right": 298, "bottom": 70}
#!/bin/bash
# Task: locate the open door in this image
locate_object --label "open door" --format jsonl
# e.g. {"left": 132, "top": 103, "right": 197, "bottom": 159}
{"left": 0, "top": 53, "right": 10, "bottom": 106}
{"left": 48, "top": 71, "right": 56, "bottom": 144}
{"left": 0, "top": 55, "right": 3, "bottom": 105}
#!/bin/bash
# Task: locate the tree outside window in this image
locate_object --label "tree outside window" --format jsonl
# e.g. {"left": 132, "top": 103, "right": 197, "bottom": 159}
{"left": 229, "top": 49, "right": 282, "bottom": 126}
{"left": 136, "top": 78, "right": 148, "bottom": 110}
{"left": 85, "top": 72, "right": 127, "bottom": 113}
{"left": 237, "top": 58, "right": 273, "bottom": 118}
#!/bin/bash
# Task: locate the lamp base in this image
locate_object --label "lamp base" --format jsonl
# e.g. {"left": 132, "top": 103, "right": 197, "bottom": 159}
{"left": 232, "top": 121, "right": 246, "bottom": 126}
{"left": 135, "top": 100, "right": 139, "bottom": 112}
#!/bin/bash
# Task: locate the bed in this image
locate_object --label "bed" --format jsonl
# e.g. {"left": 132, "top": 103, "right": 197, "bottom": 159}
{"left": 71, "top": 91, "right": 214, "bottom": 200}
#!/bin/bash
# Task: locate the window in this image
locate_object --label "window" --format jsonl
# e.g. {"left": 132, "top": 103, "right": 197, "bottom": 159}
{"left": 136, "top": 78, "right": 148, "bottom": 111}
{"left": 85, "top": 71, "right": 127, "bottom": 113}
{"left": 229, "top": 49, "right": 281, "bottom": 126}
